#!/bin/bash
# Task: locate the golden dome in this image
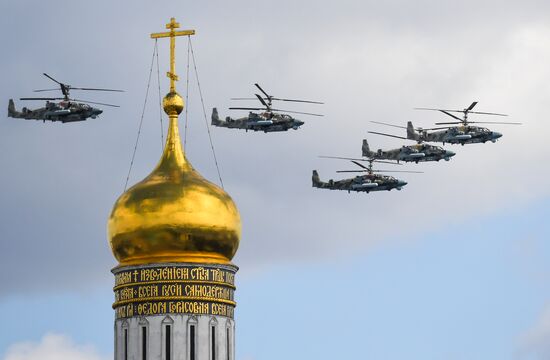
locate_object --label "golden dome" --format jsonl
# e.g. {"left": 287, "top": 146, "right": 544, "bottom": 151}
{"left": 108, "top": 91, "right": 241, "bottom": 266}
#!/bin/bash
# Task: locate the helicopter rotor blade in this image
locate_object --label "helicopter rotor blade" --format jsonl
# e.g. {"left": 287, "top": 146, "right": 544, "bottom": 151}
{"left": 371, "top": 170, "right": 424, "bottom": 173}
{"left": 232, "top": 97, "right": 323, "bottom": 105}
{"left": 466, "top": 111, "right": 508, "bottom": 116}
{"left": 368, "top": 131, "right": 408, "bottom": 140}
{"left": 43, "top": 73, "right": 62, "bottom": 85}
{"left": 370, "top": 121, "right": 407, "bottom": 129}
{"left": 255, "top": 94, "right": 269, "bottom": 108}
{"left": 439, "top": 110, "right": 463, "bottom": 121}
{"left": 319, "top": 155, "right": 368, "bottom": 162}
{"left": 269, "top": 97, "right": 324, "bottom": 104}
{"left": 33, "top": 88, "right": 61, "bottom": 93}
{"left": 20, "top": 97, "right": 64, "bottom": 101}
{"left": 254, "top": 83, "right": 270, "bottom": 99}
{"left": 416, "top": 106, "right": 507, "bottom": 117}
{"left": 465, "top": 121, "right": 521, "bottom": 125}
{"left": 422, "top": 126, "right": 456, "bottom": 130}
{"left": 70, "top": 99, "right": 120, "bottom": 107}
{"left": 229, "top": 107, "right": 263, "bottom": 111}
{"left": 351, "top": 160, "right": 369, "bottom": 170}
{"left": 466, "top": 102, "right": 478, "bottom": 111}
{"left": 435, "top": 122, "right": 464, "bottom": 125}
{"left": 270, "top": 108, "right": 323, "bottom": 116}
{"left": 336, "top": 170, "right": 368, "bottom": 173}
{"left": 318, "top": 156, "right": 401, "bottom": 165}
{"left": 70, "top": 87, "right": 124, "bottom": 92}
{"left": 415, "top": 107, "right": 461, "bottom": 113}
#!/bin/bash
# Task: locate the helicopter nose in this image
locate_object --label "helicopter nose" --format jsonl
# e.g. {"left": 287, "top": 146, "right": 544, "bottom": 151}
{"left": 493, "top": 131, "right": 502, "bottom": 139}
{"left": 297, "top": 120, "right": 304, "bottom": 126}
{"left": 446, "top": 150, "right": 456, "bottom": 157}
{"left": 96, "top": 109, "right": 103, "bottom": 115}
{"left": 397, "top": 180, "right": 408, "bottom": 187}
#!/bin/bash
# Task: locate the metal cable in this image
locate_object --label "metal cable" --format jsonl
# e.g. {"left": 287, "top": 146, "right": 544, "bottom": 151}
{"left": 155, "top": 40, "right": 164, "bottom": 150}
{"left": 189, "top": 38, "right": 224, "bottom": 189}
{"left": 184, "top": 36, "right": 191, "bottom": 150}
{"left": 124, "top": 43, "right": 156, "bottom": 191}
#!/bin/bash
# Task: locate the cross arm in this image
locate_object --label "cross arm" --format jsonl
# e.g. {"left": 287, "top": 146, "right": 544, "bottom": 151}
{"left": 150, "top": 30, "right": 196, "bottom": 39}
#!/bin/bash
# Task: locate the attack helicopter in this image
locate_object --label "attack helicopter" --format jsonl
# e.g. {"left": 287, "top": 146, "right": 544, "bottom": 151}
{"left": 8, "top": 73, "right": 122, "bottom": 123}
{"left": 211, "top": 83, "right": 323, "bottom": 133}
{"left": 313, "top": 158, "right": 421, "bottom": 194}
{"left": 373, "top": 102, "right": 521, "bottom": 145}
{"left": 361, "top": 137, "right": 455, "bottom": 163}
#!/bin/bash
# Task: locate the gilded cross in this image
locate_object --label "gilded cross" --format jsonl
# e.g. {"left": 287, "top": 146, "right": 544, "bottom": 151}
{"left": 150, "top": 18, "right": 195, "bottom": 93}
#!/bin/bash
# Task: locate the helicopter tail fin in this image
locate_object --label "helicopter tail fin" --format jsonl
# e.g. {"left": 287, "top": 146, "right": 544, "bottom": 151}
{"left": 362, "top": 139, "right": 374, "bottom": 157}
{"left": 211, "top": 107, "right": 221, "bottom": 125}
{"left": 312, "top": 170, "right": 323, "bottom": 188}
{"left": 8, "top": 99, "right": 16, "bottom": 117}
{"left": 407, "top": 121, "right": 419, "bottom": 141}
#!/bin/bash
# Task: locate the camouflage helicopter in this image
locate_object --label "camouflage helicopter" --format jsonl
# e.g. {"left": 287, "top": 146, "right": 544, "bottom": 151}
{"left": 8, "top": 73, "right": 122, "bottom": 123}
{"left": 313, "top": 158, "right": 421, "bottom": 194}
{"left": 211, "top": 83, "right": 323, "bottom": 133}
{"left": 361, "top": 136, "right": 456, "bottom": 163}
{"left": 373, "top": 102, "right": 521, "bottom": 145}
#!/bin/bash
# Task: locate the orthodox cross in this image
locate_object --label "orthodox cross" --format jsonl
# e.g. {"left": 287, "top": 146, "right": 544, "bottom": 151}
{"left": 150, "top": 18, "right": 195, "bottom": 93}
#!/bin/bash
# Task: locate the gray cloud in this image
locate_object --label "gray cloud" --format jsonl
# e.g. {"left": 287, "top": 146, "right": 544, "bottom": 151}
{"left": 1, "top": 0, "right": 549, "bottom": 295}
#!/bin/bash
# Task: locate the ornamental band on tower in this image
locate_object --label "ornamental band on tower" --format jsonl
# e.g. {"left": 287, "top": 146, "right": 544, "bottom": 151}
{"left": 107, "top": 18, "right": 241, "bottom": 360}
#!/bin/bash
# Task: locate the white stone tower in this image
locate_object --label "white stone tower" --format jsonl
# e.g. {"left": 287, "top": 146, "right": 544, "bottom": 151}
{"left": 107, "top": 18, "right": 241, "bottom": 360}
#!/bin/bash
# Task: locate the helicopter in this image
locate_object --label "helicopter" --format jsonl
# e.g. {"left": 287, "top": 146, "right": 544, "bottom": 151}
{"left": 7, "top": 73, "right": 122, "bottom": 123}
{"left": 211, "top": 83, "right": 323, "bottom": 133}
{"left": 312, "top": 158, "right": 421, "bottom": 194}
{"left": 373, "top": 102, "right": 521, "bottom": 145}
{"left": 361, "top": 137, "right": 455, "bottom": 163}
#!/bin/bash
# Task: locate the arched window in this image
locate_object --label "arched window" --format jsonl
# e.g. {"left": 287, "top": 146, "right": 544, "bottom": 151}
{"left": 187, "top": 316, "right": 198, "bottom": 360}
{"left": 225, "top": 319, "right": 233, "bottom": 360}
{"left": 122, "top": 321, "right": 129, "bottom": 360}
{"left": 139, "top": 318, "right": 149, "bottom": 360}
{"left": 210, "top": 318, "right": 218, "bottom": 360}
{"left": 162, "top": 316, "right": 174, "bottom": 360}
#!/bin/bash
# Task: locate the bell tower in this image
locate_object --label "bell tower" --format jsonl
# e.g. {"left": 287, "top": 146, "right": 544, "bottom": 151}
{"left": 107, "top": 18, "right": 241, "bottom": 360}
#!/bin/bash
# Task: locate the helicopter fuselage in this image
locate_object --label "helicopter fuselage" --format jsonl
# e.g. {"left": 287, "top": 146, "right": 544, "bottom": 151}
{"left": 211, "top": 108, "right": 304, "bottom": 133}
{"left": 362, "top": 139, "right": 455, "bottom": 163}
{"left": 312, "top": 171, "right": 407, "bottom": 193}
{"left": 407, "top": 122, "right": 503, "bottom": 145}
{"left": 8, "top": 99, "right": 103, "bottom": 123}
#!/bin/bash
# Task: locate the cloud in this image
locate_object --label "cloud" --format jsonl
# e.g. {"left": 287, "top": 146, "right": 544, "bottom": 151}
{"left": 2, "top": 334, "right": 109, "bottom": 360}
{"left": 517, "top": 304, "right": 550, "bottom": 359}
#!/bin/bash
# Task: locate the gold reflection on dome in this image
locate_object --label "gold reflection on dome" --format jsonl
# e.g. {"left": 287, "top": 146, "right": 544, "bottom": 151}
{"left": 107, "top": 18, "right": 241, "bottom": 266}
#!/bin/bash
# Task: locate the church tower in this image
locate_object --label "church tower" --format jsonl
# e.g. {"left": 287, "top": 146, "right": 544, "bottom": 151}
{"left": 107, "top": 18, "right": 241, "bottom": 360}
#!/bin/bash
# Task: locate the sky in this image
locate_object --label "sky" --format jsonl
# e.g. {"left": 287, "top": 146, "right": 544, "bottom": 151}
{"left": 0, "top": 0, "right": 549, "bottom": 359}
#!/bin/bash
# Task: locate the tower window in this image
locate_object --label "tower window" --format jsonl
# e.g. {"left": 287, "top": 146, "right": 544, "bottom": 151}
{"left": 190, "top": 324, "right": 196, "bottom": 360}
{"left": 211, "top": 326, "right": 216, "bottom": 360}
{"left": 124, "top": 328, "right": 128, "bottom": 360}
{"left": 142, "top": 326, "right": 147, "bottom": 360}
{"left": 226, "top": 327, "right": 230, "bottom": 360}
{"left": 165, "top": 325, "right": 171, "bottom": 360}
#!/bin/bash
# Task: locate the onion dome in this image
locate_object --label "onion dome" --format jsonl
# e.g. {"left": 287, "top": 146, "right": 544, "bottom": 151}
{"left": 107, "top": 91, "right": 241, "bottom": 266}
